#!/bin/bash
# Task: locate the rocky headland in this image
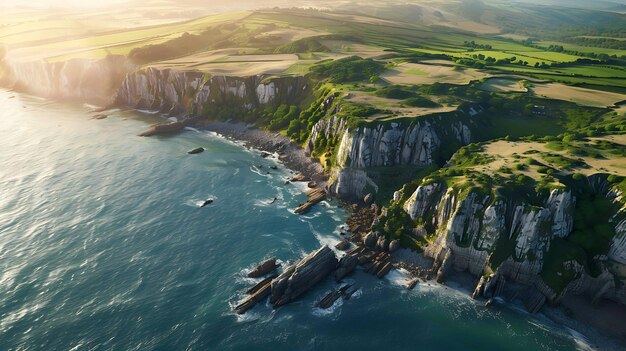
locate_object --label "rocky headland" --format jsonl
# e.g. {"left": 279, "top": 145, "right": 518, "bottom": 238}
{"left": 3, "top": 54, "right": 626, "bottom": 347}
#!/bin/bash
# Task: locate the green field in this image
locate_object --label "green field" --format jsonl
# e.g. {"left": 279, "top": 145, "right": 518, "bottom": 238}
{"left": 3, "top": 3, "right": 626, "bottom": 123}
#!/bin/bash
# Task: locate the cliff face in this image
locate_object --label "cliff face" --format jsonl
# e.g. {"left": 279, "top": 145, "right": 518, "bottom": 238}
{"left": 114, "top": 67, "right": 309, "bottom": 116}
{"left": 394, "top": 175, "right": 626, "bottom": 306}
{"left": 306, "top": 111, "right": 474, "bottom": 201}
{"left": 1, "top": 56, "right": 129, "bottom": 105}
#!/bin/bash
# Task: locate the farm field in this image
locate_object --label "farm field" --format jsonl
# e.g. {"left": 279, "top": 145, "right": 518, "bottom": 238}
{"left": 532, "top": 83, "right": 626, "bottom": 108}
{"left": 2, "top": 3, "right": 626, "bottom": 121}
{"left": 345, "top": 91, "right": 459, "bottom": 119}
{"left": 481, "top": 137, "right": 626, "bottom": 178}
{"left": 382, "top": 62, "right": 488, "bottom": 85}
{"left": 4, "top": 10, "right": 254, "bottom": 61}
{"left": 479, "top": 78, "right": 528, "bottom": 93}
{"left": 149, "top": 50, "right": 305, "bottom": 75}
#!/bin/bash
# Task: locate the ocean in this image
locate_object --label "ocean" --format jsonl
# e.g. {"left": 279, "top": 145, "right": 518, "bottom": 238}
{"left": 0, "top": 89, "right": 596, "bottom": 350}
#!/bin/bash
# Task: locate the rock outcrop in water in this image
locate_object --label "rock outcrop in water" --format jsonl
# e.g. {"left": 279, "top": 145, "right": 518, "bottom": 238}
{"left": 294, "top": 188, "right": 326, "bottom": 214}
{"left": 139, "top": 120, "right": 188, "bottom": 137}
{"left": 236, "top": 278, "right": 275, "bottom": 314}
{"left": 247, "top": 258, "right": 280, "bottom": 278}
{"left": 270, "top": 246, "right": 338, "bottom": 307}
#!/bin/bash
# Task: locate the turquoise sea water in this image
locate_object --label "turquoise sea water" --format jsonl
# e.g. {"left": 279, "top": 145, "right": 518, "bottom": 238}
{"left": 0, "top": 90, "right": 597, "bottom": 350}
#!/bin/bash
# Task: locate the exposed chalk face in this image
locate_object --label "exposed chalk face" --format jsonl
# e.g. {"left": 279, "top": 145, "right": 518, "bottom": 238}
{"left": 256, "top": 82, "right": 276, "bottom": 104}
{"left": 609, "top": 216, "right": 626, "bottom": 264}
{"left": 4, "top": 56, "right": 128, "bottom": 104}
{"left": 384, "top": 174, "right": 626, "bottom": 305}
{"left": 327, "top": 168, "right": 377, "bottom": 201}
{"left": 476, "top": 201, "right": 504, "bottom": 251}
{"left": 546, "top": 189, "right": 574, "bottom": 238}
{"left": 306, "top": 115, "right": 473, "bottom": 200}
{"left": 404, "top": 183, "right": 443, "bottom": 220}
{"left": 114, "top": 69, "right": 308, "bottom": 116}
{"left": 336, "top": 121, "right": 444, "bottom": 168}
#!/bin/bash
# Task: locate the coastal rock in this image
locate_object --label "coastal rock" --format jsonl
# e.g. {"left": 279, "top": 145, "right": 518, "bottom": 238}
{"left": 546, "top": 189, "right": 574, "bottom": 238}
{"left": 376, "top": 262, "right": 393, "bottom": 278}
{"left": 388, "top": 239, "right": 400, "bottom": 253}
{"left": 247, "top": 258, "right": 280, "bottom": 278}
{"left": 388, "top": 173, "right": 626, "bottom": 307}
{"left": 364, "top": 231, "right": 378, "bottom": 248}
{"left": 187, "top": 147, "right": 205, "bottom": 154}
{"left": 3, "top": 55, "right": 128, "bottom": 105}
{"left": 319, "top": 285, "right": 352, "bottom": 309}
{"left": 308, "top": 114, "right": 474, "bottom": 200}
{"left": 376, "top": 237, "right": 389, "bottom": 252}
{"left": 404, "top": 183, "right": 444, "bottom": 220}
{"left": 294, "top": 188, "right": 326, "bottom": 214}
{"left": 364, "top": 193, "right": 374, "bottom": 206}
{"left": 270, "top": 246, "right": 338, "bottom": 307}
{"left": 318, "top": 290, "right": 342, "bottom": 309}
{"left": 335, "top": 240, "right": 351, "bottom": 251}
{"left": 523, "top": 288, "right": 547, "bottom": 314}
{"left": 115, "top": 68, "right": 309, "bottom": 117}
{"left": 290, "top": 174, "right": 309, "bottom": 182}
{"left": 327, "top": 168, "right": 377, "bottom": 201}
{"left": 139, "top": 121, "right": 186, "bottom": 137}
{"left": 335, "top": 255, "right": 358, "bottom": 281}
{"left": 256, "top": 82, "right": 276, "bottom": 104}
{"left": 609, "top": 216, "right": 626, "bottom": 264}
{"left": 343, "top": 286, "right": 359, "bottom": 300}
{"left": 246, "top": 274, "right": 279, "bottom": 295}
{"left": 236, "top": 278, "right": 274, "bottom": 314}
{"left": 334, "top": 120, "right": 444, "bottom": 169}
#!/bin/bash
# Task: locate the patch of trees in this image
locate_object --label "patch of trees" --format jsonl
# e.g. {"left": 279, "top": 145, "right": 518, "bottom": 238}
{"left": 464, "top": 40, "right": 493, "bottom": 50}
{"left": 375, "top": 86, "right": 415, "bottom": 99}
{"left": 285, "top": 88, "right": 334, "bottom": 143}
{"left": 128, "top": 25, "right": 239, "bottom": 65}
{"left": 516, "top": 40, "right": 626, "bottom": 62}
{"left": 393, "top": 50, "right": 453, "bottom": 63}
{"left": 374, "top": 85, "right": 439, "bottom": 108}
{"left": 403, "top": 96, "right": 439, "bottom": 108}
{"left": 128, "top": 23, "right": 288, "bottom": 64}
{"left": 455, "top": 58, "right": 485, "bottom": 68}
{"left": 566, "top": 37, "right": 626, "bottom": 50}
{"left": 273, "top": 37, "right": 330, "bottom": 54}
{"left": 128, "top": 32, "right": 210, "bottom": 64}
{"left": 309, "top": 56, "right": 385, "bottom": 83}
{"left": 264, "top": 104, "right": 300, "bottom": 131}
{"left": 547, "top": 44, "right": 564, "bottom": 52}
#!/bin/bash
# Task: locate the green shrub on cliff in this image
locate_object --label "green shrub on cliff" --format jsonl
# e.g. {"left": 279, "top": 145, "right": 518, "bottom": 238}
{"left": 570, "top": 191, "right": 619, "bottom": 263}
{"left": 541, "top": 238, "right": 585, "bottom": 294}
{"left": 267, "top": 104, "right": 299, "bottom": 131}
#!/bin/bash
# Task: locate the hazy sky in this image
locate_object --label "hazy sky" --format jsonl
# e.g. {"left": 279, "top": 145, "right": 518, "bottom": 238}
{"left": 0, "top": 0, "right": 129, "bottom": 7}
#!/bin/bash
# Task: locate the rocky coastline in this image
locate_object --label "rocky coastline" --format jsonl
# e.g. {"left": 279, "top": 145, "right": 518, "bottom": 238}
{"left": 203, "top": 121, "right": 327, "bottom": 185}
{"left": 5, "top": 63, "right": 624, "bottom": 347}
